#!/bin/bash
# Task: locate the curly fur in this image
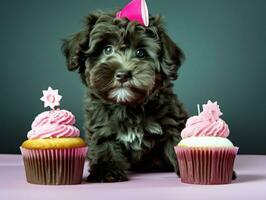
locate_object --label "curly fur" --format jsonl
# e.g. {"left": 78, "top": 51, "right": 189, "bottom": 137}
{"left": 62, "top": 11, "right": 188, "bottom": 182}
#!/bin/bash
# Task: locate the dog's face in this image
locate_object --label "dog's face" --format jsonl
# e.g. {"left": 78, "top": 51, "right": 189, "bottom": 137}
{"left": 62, "top": 12, "right": 184, "bottom": 105}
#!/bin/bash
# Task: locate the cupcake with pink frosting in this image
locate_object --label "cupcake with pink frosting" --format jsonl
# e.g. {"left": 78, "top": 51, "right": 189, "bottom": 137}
{"left": 20, "top": 87, "right": 88, "bottom": 185}
{"left": 174, "top": 100, "right": 238, "bottom": 184}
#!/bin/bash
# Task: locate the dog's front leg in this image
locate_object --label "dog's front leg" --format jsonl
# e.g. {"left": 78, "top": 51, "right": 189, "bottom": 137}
{"left": 163, "top": 138, "right": 180, "bottom": 176}
{"left": 87, "top": 141, "right": 129, "bottom": 182}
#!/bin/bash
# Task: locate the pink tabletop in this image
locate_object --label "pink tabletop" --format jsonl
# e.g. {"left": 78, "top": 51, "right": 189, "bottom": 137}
{"left": 0, "top": 155, "right": 266, "bottom": 200}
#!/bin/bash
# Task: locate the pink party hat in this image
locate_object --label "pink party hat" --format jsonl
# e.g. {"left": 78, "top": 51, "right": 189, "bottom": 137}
{"left": 116, "top": 0, "right": 149, "bottom": 26}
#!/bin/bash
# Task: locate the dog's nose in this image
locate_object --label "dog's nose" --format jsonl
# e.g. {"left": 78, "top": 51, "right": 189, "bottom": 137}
{"left": 115, "top": 70, "right": 132, "bottom": 83}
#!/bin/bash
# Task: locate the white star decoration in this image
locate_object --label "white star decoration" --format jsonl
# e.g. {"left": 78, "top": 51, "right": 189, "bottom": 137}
{"left": 40, "top": 87, "right": 62, "bottom": 109}
{"left": 201, "top": 100, "right": 223, "bottom": 121}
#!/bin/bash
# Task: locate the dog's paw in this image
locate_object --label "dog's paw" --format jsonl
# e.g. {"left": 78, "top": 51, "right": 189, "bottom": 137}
{"left": 232, "top": 170, "right": 237, "bottom": 180}
{"left": 176, "top": 169, "right": 180, "bottom": 178}
{"left": 87, "top": 170, "right": 128, "bottom": 183}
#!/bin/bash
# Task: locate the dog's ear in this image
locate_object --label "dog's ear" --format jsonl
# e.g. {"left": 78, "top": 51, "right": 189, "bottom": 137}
{"left": 61, "top": 12, "right": 101, "bottom": 72}
{"left": 61, "top": 30, "right": 88, "bottom": 72}
{"left": 151, "top": 16, "right": 184, "bottom": 81}
{"left": 159, "top": 31, "right": 184, "bottom": 80}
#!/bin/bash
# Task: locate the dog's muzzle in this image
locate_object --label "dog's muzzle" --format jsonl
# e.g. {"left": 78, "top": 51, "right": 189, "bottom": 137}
{"left": 115, "top": 70, "right": 132, "bottom": 83}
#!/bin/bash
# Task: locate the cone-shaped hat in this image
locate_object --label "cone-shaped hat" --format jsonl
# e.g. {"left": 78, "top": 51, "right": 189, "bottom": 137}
{"left": 116, "top": 0, "right": 149, "bottom": 26}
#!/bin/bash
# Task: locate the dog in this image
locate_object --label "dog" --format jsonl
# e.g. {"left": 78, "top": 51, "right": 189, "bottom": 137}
{"left": 62, "top": 11, "right": 188, "bottom": 182}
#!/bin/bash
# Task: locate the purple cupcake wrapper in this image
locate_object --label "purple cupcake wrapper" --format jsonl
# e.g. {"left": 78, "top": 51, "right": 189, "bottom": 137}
{"left": 174, "top": 146, "right": 238, "bottom": 185}
{"left": 20, "top": 146, "right": 88, "bottom": 185}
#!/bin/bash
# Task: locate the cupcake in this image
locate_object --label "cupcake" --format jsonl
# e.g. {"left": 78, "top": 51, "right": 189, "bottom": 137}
{"left": 174, "top": 100, "right": 238, "bottom": 184}
{"left": 20, "top": 87, "right": 88, "bottom": 185}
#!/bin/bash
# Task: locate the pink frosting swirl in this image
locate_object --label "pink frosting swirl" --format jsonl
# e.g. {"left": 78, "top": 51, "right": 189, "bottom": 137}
{"left": 27, "top": 109, "right": 80, "bottom": 139}
{"left": 181, "top": 101, "right": 229, "bottom": 139}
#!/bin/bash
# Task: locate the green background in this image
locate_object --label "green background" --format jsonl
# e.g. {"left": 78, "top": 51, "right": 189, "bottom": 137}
{"left": 0, "top": 0, "right": 265, "bottom": 154}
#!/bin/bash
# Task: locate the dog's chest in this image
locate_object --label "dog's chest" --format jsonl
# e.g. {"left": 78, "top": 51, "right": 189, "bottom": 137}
{"left": 116, "top": 121, "right": 163, "bottom": 150}
{"left": 116, "top": 127, "right": 143, "bottom": 150}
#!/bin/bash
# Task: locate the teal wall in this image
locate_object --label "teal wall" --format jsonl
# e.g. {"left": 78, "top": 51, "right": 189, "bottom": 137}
{"left": 0, "top": 0, "right": 265, "bottom": 154}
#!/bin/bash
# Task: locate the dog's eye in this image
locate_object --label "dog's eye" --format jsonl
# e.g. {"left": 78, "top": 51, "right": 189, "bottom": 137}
{"left": 135, "top": 48, "right": 148, "bottom": 58}
{"left": 103, "top": 45, "right": 114, "bottom": 56}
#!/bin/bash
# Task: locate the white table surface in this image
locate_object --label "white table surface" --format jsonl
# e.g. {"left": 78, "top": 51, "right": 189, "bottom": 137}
{"left": 0, "top": 154, "right": 266, "bottom": 200}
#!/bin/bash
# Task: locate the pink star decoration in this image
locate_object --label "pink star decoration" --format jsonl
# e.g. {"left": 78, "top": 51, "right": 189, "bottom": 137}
{"left": 40, "top": 87, "right": 62, "bottom": 109}
{"left": 200, "top": 100, "right": 223, "bottom": 122}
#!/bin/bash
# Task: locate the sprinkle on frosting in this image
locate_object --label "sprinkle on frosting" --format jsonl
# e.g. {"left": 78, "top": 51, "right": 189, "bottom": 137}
{"left": 181, "top": 100, "right": 229, "bottom": 139}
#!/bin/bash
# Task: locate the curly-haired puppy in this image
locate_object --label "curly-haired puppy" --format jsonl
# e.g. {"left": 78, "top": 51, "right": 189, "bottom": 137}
{"left": 62, "top": 11, "right": 188, "bottom": 182}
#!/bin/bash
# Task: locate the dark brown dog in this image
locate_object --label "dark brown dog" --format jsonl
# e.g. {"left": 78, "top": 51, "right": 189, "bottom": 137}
{"left": 62, "top": 11, "right": 188, "bottom": 182}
